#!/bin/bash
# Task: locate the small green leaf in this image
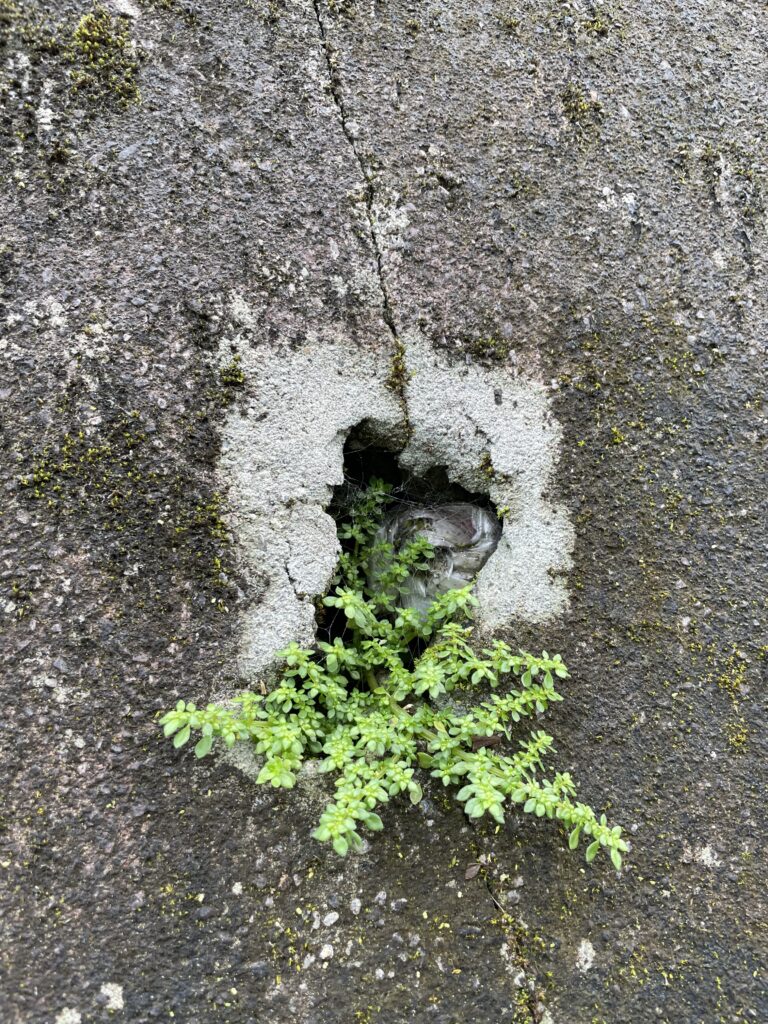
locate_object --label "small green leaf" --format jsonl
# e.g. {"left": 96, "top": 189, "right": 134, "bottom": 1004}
{"left": 173, "top": 725, "right": 190, "bottom": 749}
{"left": 610, "top": 847, "right": 622, "bottom": 871}
{"left": 465, "top": 798, "right": 484, "bottom": 818}
{"left": 194, "top": 735, "right": 213, "bottom": 758}
{"left": 348, "top": 830, "right": 364, "bottom": 851}
{"left": 586, "top": 840, "right": 600, "bottom": 863}
{"left": 488, "top": 803, "right": 505, "bottom": 824}
{"left": 408, "top": 783, "right": 423, "bottom": 805}
{"left": 332, "top": 835, "right": 349, "bottom": 856}
{"left": 568, "top": 826, "right": 581, "bottom": 850}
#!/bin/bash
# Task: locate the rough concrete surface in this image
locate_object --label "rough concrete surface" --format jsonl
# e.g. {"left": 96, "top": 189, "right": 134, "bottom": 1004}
{"left": 400, "top": 328, "right": 573, "bottom": 630}
{"left": 1, "top": 2, "right": 766, "bottom": 1023}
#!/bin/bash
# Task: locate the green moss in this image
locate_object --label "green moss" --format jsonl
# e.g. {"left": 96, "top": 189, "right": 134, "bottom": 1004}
{"left": 68, "top": 6, "right": 141, "bottom": 106}
{"left": 541, "top": 2, "right": 618, "bottom": 40}
{"left": 0, "top": 2, "right": 61, "bottom": 62}
{"left": 712, "top": 650, "right": 751, "bottom": 752}
{"left": 18, "top": 409, "right": 236, "bottom": 612}
{"left": 2, "top": 578, "right": 31, "bottom": 620}
{"left": 479, "top": 451, "right": 495, "bottom": 480}
{"left": 724, "top": 717, "right": 749, "bottom": 751}
{"left": 0, "top": 0, "right": 19, "bottom": 35}
{"left": 561, "top": 83, "right": 602, "bottom": 129}
{"left": 327, "top": 0, "right": 357, "bottom": 14}
{"left": 466, "top": 335, "right": 513, "bottom": 363}
{"left": 583, "top": 15, "right": 611, "bottom": 36}
{"left": 385, "top": 339, "right": 409, "bottom": 396}
{"left": 219, "top": 353, "right": 245, "bottom": 396}
{"left": 716, "top": 651, "right": 747, "bottom": 700}
{"left": 384, "top": 339, "right": 413, "bottom": 436}
{"left": 19, "top": 415, "right": 146, "bottom": 507}
{"left": 498, "top": 15, "right": 521, "bottom": 35}
{"left": 489, "top": 906, "right": 546, "bottom": 1023}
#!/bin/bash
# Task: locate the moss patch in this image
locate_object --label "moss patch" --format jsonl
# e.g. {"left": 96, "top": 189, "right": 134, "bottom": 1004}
{"left": 218, "top": 353, "right": 245, "bottom": 400}
{"left": 561, "top": 82, "right": 602, "bottom": 132}
{"left": 68, "top": 6, "right": 141, "bottom": 107}
{"left": 466, "top": 335, "right": 513, "bottom": 363}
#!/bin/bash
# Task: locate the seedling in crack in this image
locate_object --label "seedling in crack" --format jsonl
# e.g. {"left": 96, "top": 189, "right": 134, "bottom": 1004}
{"left": 161, "top": 479, "right": 628, "bottom": 869}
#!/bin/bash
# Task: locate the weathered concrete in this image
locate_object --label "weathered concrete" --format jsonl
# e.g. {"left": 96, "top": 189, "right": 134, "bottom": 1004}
{"left": 1, "top": 2, "right": 766, "bottom": 1023}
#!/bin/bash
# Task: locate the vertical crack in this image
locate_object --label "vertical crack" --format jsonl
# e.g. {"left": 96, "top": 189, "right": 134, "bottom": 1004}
{"left": 311, "top": 1, "right": 400, "bottom": 345}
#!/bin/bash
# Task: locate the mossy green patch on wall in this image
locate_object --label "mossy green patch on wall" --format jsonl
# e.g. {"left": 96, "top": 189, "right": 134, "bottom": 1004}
{"left": 218, "top": 353, "right": 246, "bottom": 404}
{"left": 68, "top": 5, "right": 141, "bottom": 106}
{"left": 561, "top": 82, "right": 602, "bottom": 133}
{"left": 465, "top": 335, "right": 514, "bottom": 364}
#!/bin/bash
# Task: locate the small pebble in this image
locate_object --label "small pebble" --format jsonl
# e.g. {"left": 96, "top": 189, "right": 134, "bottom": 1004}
{"left": 319, "top": 944, "right": 334, "bottom": 960}
{"left": 323, "top": 911, "right": 339, "bottom": 927}
{"left": 350, "top": 898, "right": 362, "bottom": 915}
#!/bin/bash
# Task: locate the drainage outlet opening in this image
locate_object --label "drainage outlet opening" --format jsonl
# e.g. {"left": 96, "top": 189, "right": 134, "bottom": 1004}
{"left": 319, "top": 421, "right": 502, "bottom": 645}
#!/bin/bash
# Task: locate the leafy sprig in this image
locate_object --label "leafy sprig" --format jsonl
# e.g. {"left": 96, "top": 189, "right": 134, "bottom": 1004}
{"left": 160, "top": 480, "right": 628, "bottom": 869}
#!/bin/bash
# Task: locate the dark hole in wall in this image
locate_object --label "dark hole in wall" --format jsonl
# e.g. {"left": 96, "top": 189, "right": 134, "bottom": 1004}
{"left": 332, "top": 420, "right": 495, "bottom": 512}
{"left": 318, "top": 421, "right": 499, "bottom": 646}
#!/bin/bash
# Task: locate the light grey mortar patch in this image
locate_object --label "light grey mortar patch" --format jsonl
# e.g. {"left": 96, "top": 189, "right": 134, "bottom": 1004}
{"left": 400, "top": 329, "right": 573, "bottom": 630}
{"left": 218, "top": 323, "right": 402, "bottom": 679}
{"left": 219, "top": 312, "right": 572, "bottom": 680}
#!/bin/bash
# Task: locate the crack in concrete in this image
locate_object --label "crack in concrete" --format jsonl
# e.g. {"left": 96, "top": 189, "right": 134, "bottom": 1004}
{"left": 312, "top": 1, "right": 400, "bottom": 344}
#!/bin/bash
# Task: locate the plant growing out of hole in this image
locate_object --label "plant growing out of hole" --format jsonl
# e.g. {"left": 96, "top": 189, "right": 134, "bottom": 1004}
{"left": 160, "top": 480, "right": 628, "bottom": 868}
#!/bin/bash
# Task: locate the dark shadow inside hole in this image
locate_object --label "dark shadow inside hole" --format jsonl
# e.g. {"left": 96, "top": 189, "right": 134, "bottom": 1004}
{"left": 317, "top": 421, "right": 499, "bottom": 647}
{"left": 332, "top": 421, "right": 495, "bottom": 511}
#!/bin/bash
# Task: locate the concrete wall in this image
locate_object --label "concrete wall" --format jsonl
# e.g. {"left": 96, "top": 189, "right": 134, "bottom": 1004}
{"left": 1, "top": 2, "right": 766, "bottom": 1022}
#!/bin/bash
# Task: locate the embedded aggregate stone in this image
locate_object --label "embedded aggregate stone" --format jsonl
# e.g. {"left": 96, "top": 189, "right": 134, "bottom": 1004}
{"left": 1, "top": 2, "right": 766, "bottom": 1024}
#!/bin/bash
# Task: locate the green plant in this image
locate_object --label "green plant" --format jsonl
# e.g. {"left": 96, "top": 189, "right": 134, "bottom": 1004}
{"left": 68, "top": 5, "right": 141, "bottom": 106}
{"left": 160, "top": 480, "right": 628, "bottom": 868}
{"left": 219, "top": 354, "right": 245, "bottom": 388}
